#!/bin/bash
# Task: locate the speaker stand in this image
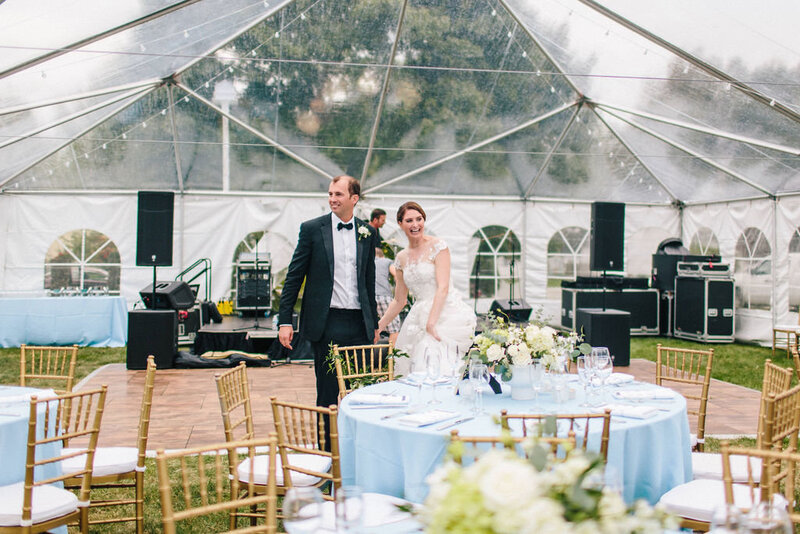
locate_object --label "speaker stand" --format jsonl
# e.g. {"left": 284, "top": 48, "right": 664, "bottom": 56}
{"left": 151, "top": 262, "right": 157, "bottom": 309}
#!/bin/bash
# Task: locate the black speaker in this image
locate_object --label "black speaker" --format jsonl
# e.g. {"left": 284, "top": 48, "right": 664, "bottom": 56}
{"left": 590, "top": 202, "right": 625, "bottom": 271}
{"left": 489, "top": 299, "right": 532, "bottom": 323}
{"left": 575, "top": 308, "right": 630, "bottom": 366}
{"left": 127, "top": 310, "right": 177, "bottom": 369}
{"left": 140, "top": 281, "right": 195, "bottom": 310}
{"left": 136, "top": 191, "right": 174, "bottom": 267}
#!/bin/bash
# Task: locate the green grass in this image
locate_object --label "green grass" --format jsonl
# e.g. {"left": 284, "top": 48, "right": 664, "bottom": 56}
{"left": 0, "top": 337, "right": 789, "bottom": 531}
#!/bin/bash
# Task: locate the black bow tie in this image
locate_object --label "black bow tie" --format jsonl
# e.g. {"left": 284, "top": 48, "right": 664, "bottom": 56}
{"left": 337, "top": 222, "right": 353, "bottom": 231}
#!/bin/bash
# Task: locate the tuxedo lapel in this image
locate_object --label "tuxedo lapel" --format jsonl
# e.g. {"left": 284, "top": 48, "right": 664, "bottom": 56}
{"left": 355, "top": 219, "right": 367, "bottom": 277}
{"left": 321, "top": 216, "right": 334, "bottom": 280}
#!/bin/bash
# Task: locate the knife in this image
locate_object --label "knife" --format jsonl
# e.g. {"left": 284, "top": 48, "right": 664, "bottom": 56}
{"left": 435, "top": 416, "right": 474, "bottom": 431}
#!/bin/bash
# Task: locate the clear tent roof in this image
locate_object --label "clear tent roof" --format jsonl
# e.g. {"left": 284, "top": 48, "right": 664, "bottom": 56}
{"left": 0, "top": 0, "right": 798, "bottom": 204}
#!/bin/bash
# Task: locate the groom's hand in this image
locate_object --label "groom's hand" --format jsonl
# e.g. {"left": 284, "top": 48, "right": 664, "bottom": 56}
{"left": 373, "top": 329, "right": 381, "bottom": 343}
{"left": 278, "top": 325, "right": 294, "bottom": 350}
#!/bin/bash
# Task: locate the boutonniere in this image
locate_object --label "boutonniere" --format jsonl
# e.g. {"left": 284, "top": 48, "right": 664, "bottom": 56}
{"left": 357, "top": 225, "right": 371, "bottom": 241}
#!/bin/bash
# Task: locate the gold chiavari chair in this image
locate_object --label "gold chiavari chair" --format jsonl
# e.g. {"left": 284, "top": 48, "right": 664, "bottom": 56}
{"left": 333, "top": 343, "right": 394, "bottom": 401}
{"left": 0, "top": 386, "right": 107, "bottom": 534}
{"left": 659, "top": 384, "right": 800, "bottom": 531}
{"left": 63, "top": 355, "right": 156, "bottom": 533}
{"left": 156, "top": 435, "right": 278, "bottom": 534}
{"left": 448, "top": 429, "right": 577, "bottom": 466}
{"left": 499, "top": 409, "right": 612, "bottom": 461}
{"left": 19, "top": 344, "right": 78, "bottom": 394}
{"left": 692, "top": 359, "right": 794, "bottom": 482}
{"left": 269, "top": 397, "right": 340, "bottom": 500}
{"left": 721, "top": 442, "right": 800, "bottom": 526}
{"left": 656, "top": 343, "right": 714, "bottom": 452}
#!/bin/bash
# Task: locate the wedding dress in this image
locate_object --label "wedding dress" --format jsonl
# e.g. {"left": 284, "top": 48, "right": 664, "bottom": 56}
{"left": 393, "top": 239, "right": 477, "bottom": 377}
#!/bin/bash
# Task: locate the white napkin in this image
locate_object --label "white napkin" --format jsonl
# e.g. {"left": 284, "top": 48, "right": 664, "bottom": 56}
{"left": 397, "top": 409, "right": 458, "bottom": 427}
{"left": 606, "top": 373, "right": 635, "bottom": 385}
{"left": 602, "top": 403, "right": 660, "bottom": 419}
{"left": 612, "top": 389, "right": 676, "bottom": 401}
{"left": 348, "top": 393, "right": 409, "bottom": 406}
{"left": 318, "top": 492, "right": 416, "bottom": 531}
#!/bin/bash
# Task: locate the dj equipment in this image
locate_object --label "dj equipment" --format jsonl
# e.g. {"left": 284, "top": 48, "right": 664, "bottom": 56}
{"left": 236, "top": 253, "right": 271, "bottom": 311}
{"left": 489, "top": 299, "right": 532, "bottom": 323}
{"left": 140, "top": 281, "right": 195, "bottom": 310}
{"left": 127, "top": 310, "right": 177, "bottom": 369}
{"left": 575, "top": 308, "right": 630, "bottom": 366}
{"left": 674, "top": 277, "right": 735, "bottom": 342}
{"left": 136, "top": 191, "right": 174, "bottom": 267}
{"left": 561, "top": 286, "right": 658, "bottom": 335}
{"left": 590, "top": 202, "right": 625, "bottom": 271}
{"left": 676, "top": 261, "right": 731, "bottom": 277}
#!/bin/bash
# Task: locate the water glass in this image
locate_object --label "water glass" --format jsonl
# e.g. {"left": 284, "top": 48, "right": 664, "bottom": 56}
{"left": 576, "top": 356, "right": 593, "bottom": 407}
{"left": 591, "top": 347, "right": 613, "bottom": 401}
{"left": 283, "top": 487, "right": 323, "bottom": 534}
{"left": 469, "top": 362, "right": 488, "bottom": 414}
{"left": 709, "top": 503, "right": 743, "bottom": 534}
{"left": 335, "top": 485, "right": 364, "bottom": 533}
{"left": 425, "top": 348, "right": 441, "bottom": 405}
{"left": 743, "top": 499, "right": 793, "bottom": 534}
{"left": 529, "top": 360, "right": 544, "bottom": 407}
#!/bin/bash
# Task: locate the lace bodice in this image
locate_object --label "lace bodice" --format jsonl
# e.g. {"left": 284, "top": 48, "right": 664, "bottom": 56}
{"left": 395, "top": 239, "right": 449, "bottom": 302}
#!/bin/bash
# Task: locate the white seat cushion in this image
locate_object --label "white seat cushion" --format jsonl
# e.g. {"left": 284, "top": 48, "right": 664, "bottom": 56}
{"left": 62, "top": 446, "right": 139, "bottom": 478}
{"left": 692, "top": 452, "right": 762, "bottom": 483}
{"left": 238, "top": 453, "right": 332, "bottom": 487}
{"left": 0, "top": 482, "right": 79, "bottom": 526}
{"left": 318, "top": 492, "right": 414, "bottom": 531}
{"left": 690, "top": 433, "right": 698, "bottom": 449}
{"left": 658, "top": 478, "right": 759, "bottom": 522}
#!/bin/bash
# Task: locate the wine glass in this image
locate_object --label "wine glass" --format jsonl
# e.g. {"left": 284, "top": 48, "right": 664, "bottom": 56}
{"left": 469, "top": 362, "right": 488, "bottom": 414}
{"left": 283, "top": 487, "right": 323, "bottom": 534}
{"left": 425, "top": 348, "right": 441, "bottom": 405}
{"left": 743, "top": 499, "right": 793, "bottom": 534}
{"left": 335, "top": 485, "right": 364, "bottom": 533}
{"left": 576, "top": 356, "right": 594, "bottom": 407}
{"left": 709, "top": 503, "right": 743, "bottom": 534}
{"left": 591, "top": 347, "right": 613, "bottom": 401}
{"left": 529, "top": 360, "right": 544, "bottom": 408}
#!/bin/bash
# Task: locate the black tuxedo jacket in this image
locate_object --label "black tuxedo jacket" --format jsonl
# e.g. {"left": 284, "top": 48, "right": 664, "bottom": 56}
{"left": 279, "top": 213, "right": 377, "bottom": 343}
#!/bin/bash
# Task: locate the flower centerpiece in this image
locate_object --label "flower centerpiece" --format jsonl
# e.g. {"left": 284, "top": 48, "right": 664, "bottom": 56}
{"left": 419, "top": 441, "right": 677, "bottom": 534}
{"left": 468, "top": 313, "right": 590, "bottom": 381}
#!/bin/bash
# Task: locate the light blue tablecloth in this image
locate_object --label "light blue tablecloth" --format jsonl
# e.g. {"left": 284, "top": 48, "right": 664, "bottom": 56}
{"left": 0, "top": 386, "right": 67, "bottom": 533}
{"left": 338, "top": 378, "right": 692, "bottom": 506}
{"left": 0, "top": 296, "right": 127, "bottom": 347}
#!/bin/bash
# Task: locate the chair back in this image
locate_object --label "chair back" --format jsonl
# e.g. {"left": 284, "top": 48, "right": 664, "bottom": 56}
{"left": 758, "top": 359, "right": 794, "bottom": 441}
{"left": 136, "top": 355, "right": 158, "bottom": 469}
{"left": 332, "top": 343, "right": 394, "bottom": 400}
{"left": 500, "top": 409, "right": 612, "bottom": 461}
{"left": 721, "top": 442, "right": 800, "bottom": 526}
{"left": 19, "top": 344, "right": 78, "bottom": 393}
{"left": 448, "top": 429, "right": 577, "bottom": 465}
{"left": 22, "top": 387, "right": 107, "bottom": 530}
{"left": 759, "top": 384, "right": 800, "bottom": 451}
{"left": 656, "top": 343, "right": 714, "bottom": 451}
{"left": 269, "top": 397, "right": 341, "bottom": 498}
{"left": 156, "top": 435, "right": 278, "bottom": 534}
{"left": 791, "top": 345, "right": 800, "bottom": 383}
{"left": 216, "top": 362, "right": 255, "bottom": 442}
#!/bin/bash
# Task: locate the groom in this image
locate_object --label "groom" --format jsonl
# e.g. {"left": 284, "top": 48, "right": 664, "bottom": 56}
{"left": 278, "top": 175, "right": 378, "bottom": 412}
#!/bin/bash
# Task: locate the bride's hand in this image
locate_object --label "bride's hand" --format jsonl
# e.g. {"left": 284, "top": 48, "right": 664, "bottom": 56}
{"left": 426, "top": 322, "right": 441, "bottom": 341}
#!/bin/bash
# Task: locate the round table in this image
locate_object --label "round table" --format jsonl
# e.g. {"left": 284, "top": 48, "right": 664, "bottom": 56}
{"left": 338, "top": 376, "right": 692, "bottom": 505}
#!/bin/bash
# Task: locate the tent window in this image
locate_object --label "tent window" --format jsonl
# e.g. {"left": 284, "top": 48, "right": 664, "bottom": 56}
{"left": 734, "top": 227, "right": 771, "bottom": 311}
{"left": 689, "top": 227, "right": 720, "bottom": 255}
{"left": 546, "top": 226, "right": 590, "bottom": 299}
{"left": 469, "top": 226, "right": 521, "bottom": 301}
{"left": 44, "top": 229, "right": 120, "bottom": 295}
{"left": 788, "top": 228, "right": 800, "bottom": 312}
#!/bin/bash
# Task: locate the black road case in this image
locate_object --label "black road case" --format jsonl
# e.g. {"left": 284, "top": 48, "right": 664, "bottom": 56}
{"left": 673, "top": 277, "right": 735, "bottom": 342}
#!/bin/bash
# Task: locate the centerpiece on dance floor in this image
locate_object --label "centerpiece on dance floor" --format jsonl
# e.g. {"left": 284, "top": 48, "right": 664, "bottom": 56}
{"left": 419, "top": 441, "right": 677, "bottom": 534}
{"left": 468, "top": 313, "right": 590, "bottom": 400}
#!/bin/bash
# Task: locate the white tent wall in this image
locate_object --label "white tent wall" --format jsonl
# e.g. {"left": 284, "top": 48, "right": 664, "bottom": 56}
{"left": 682, "top": 199, "right": 778, "bottom": 345}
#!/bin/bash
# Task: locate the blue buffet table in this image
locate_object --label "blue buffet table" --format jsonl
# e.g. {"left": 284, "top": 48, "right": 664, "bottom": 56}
{"left": 0, "top": 296, "right": 127, "bottom": 347}
{"left": 339, "top": 377, "right": 692, "bottom": 506}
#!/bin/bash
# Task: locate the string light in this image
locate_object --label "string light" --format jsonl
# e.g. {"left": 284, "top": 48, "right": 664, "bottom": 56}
{"left": 184, "top": 30, "right": 189, "bottom": 38}
{"left": 161, "top": 109, "right": 167, "bottom": 115}
{"left": 491, "top": 9, "right": 496, "bottom": 16}
{"left": 142, "top": 121, "right": 147, "bottom": 128}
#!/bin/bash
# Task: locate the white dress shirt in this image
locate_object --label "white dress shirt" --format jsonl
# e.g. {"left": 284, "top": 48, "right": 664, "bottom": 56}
{"left": 330, "top": 213, "right": 360, "bottom": 310}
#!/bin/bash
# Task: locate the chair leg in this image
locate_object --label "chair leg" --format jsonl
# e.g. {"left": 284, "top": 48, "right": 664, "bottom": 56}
{"left": 80, "top": 505, "right": 90, "bottom": 534}
{"left": 136, "top": 470, "right": 144, "bottom": 534}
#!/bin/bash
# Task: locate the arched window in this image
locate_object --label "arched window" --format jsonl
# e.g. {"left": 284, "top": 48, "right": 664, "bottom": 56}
{"left": 44, "top": 229, "right": 121, "bottom": 294}
{"left": 546, "top": 226, "right": 589, "bottom": 299}
{"left": 689, "top": 227, "right": 720, "bottom": 256}
{"left": 788, "top": 228, "right": 800, "bottom": 312}
{"left": 469, "top": 226, "right": 521, "bottom": 301}
{"left": 734, "top": 227, "right": 771, "bottom": 311}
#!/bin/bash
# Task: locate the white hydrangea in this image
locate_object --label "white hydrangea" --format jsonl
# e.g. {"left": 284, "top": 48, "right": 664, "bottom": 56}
{"left": 486, "top": 343, "right": 505, "bottom": 362}
{"left": 510, "top": 343, "right": 532, "bottom": 365}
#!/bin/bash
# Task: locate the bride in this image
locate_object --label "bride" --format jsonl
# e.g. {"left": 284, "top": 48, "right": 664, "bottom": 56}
{"left": 375, "top": 201, "right": 476, "bottom": 376}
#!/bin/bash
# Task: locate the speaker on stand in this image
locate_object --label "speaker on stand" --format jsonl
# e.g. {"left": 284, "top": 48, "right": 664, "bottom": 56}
{"left": 590, "top": 202, "right": 625, "bottom": 311}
